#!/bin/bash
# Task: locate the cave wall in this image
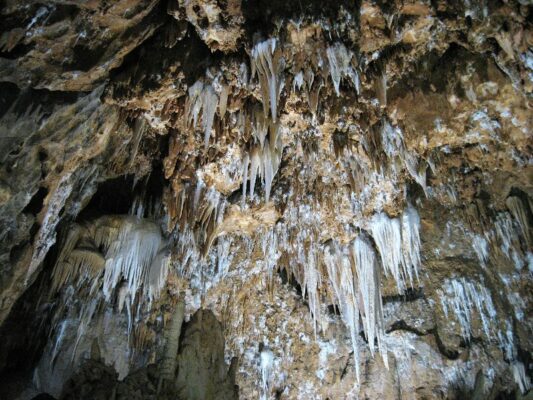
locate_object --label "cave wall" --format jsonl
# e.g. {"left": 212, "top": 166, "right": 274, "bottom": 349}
{"left": 0, "top": 0, "right": 532, "bottom": 399}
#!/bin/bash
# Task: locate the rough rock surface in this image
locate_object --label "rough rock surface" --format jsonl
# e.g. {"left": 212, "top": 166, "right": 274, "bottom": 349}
{"left": 176, "top": 309, "right": 238, "bottom": 400}
{"left": 0, "top": 0, "right": 532, "bottom": 399}
{"left": 56, "top": 309, "right": 237, "bottom": 400}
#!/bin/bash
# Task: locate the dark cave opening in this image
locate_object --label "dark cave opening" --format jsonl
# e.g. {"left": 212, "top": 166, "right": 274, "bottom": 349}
{"left": 0, "top": 256, "right": 57, "bottom": 399}
{"left": 78, "top": 174, "right": 136, "bottom": 218}
{"left": 23, "top": 186, "right": 49, "bottom": 216}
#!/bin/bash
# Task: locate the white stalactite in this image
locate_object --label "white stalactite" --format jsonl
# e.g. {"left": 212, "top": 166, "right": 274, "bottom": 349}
{"left": 369, "top": 206, "right": 421, "bottom": 292}
{"left": 326, "top": 43, "right": 360, "bottom": 96}
{"left": 186, "top": 80, "right": 219, "bottom": 148}
{"left": 51, "top": 216, "right": 169, "bottom": 346}
{"left": 251, "top": 38, "right": 284, "bottom": 122}
{"left": 438, "top": 278, "right": 498, "bottom": 341}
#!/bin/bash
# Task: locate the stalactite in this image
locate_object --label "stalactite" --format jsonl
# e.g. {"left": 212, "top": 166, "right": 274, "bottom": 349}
{"left": 168, "top": 178, "right": 228, "bottom": 263}
{"left": 494, "top": 212, "right": 524, "bottom": 269}
{"left": 302, "top": 244, "right": 321, "bottom": 338}
{"left": 292, "top": 71, "right": 304, "bottom": 92}
{"left": 218, "top": 84, "right": 229, "bottom": 119}
{"left": 380, "top": 119, "right": 403, "bottom": 159}
{"left": 512, "top": 361, "right": 531, "bottom": 394}
{"left": 249, "top": 146, "right": 261, "bottom": 200}
{"left": 241, "top": 152, "right": 249, "bottom": 206}
{"left": 325, "top": 243, "right": 362, "bottom": 379}
{"left": 129, "top": 117, "right": 148, "bottom": 167}
{"left": 326, "top": 43, "right": 360, "bottom": 96}
{"left": 26, "top": 171, "right": 76, "bottom": 283}
{"left": 216, "top": 236, "right": 234, "bottom": 277}
{"left": 185, "top": 80, "right": 219, "bottom": 148}
{"left": 250, "top": 38, "right": 284, "bottom": 122}
{"left": 375, "top": 69, "right": 387, "bottom": 106}
{"left": 324, "top": 235, "right": 388, "bottom": 382}
{"left": 307, "top": 76, "right": 324, "bottom": 116}
{"left": 99, "top": 217, "right": 166, "bottom": 305}
{"left": 370, "top": 207, "right": 421, "bottom": 292}
{"left": 377, "top": 119, "right": 428, "bottom": 193}
{"left": 50, "top": 215, "right": 169, "bottom": 362}
{"left": 186, "top": 81, "right": 204, "bottom": 128}
{"left": 401, "top": 205, "right": 422, "bottom": 283}
{"left": 201, "top": 85, "right": 218, "bottom": 148}
{"left": 259, "top": 346, "right": 274, "bottom": 400}
{"left": 274, "top": 195, "right": 421, "bottom": 382}
{"left": 241, "top": 109, "right": 283, "bottom": 203}
{"left": 72, "top": 298, "right": 98, "bottom": 359}
{"left": 471, "top": 234, "right": 489, "bottom": 267}
{"left": 506, "top": 196, "right": 531, "bottom": 246}
{"left": 403, "top": 149, "right": 428, "bottom": 195}
{"left": 438, "top": 278, "right": 498, "bottom": 341}
{"left": 352, "top": 235, "right": 387, "bottom": 367}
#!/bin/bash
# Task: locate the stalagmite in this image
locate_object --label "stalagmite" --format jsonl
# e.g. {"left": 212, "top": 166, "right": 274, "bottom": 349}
{"left": 158, "top": 299, "right": 186, "bottom": 391}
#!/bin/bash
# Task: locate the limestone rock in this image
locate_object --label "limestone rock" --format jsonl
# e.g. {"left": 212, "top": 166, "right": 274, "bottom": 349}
{"left": 0, "top": 1, "right": 531, "bottom": 399}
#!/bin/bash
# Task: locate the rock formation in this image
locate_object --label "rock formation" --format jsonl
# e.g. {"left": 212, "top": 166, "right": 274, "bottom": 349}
{"left": 0, "top": 0, "right": 531, "bottom": 399}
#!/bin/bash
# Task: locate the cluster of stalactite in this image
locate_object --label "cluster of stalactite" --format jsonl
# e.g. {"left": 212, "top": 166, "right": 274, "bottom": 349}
{"left": 12, "top": 3, "right": 531, "bottom": 397}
